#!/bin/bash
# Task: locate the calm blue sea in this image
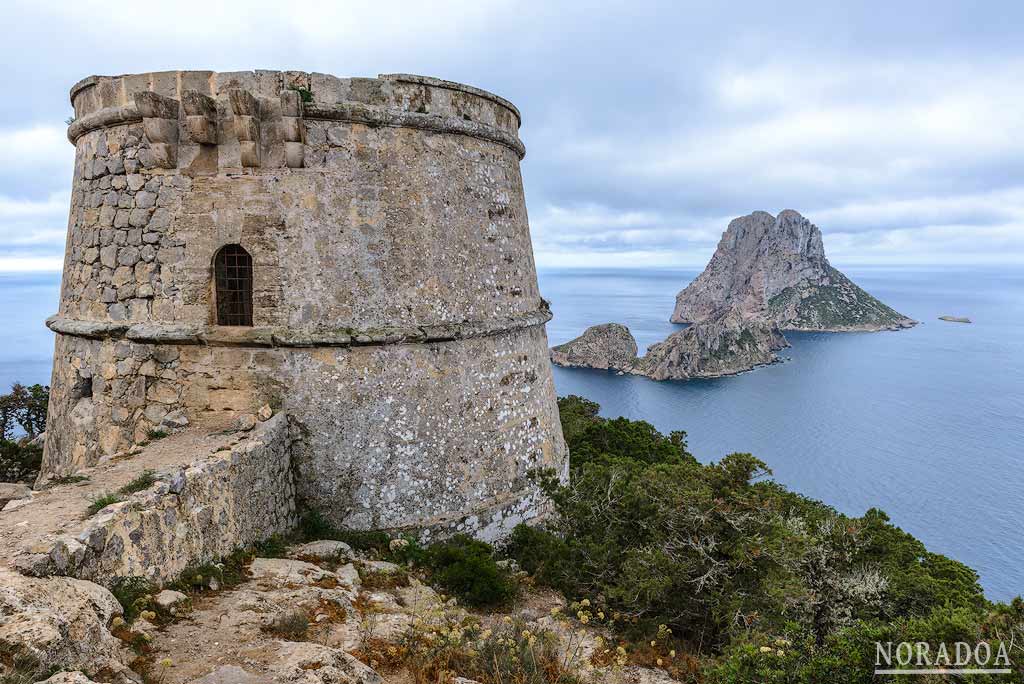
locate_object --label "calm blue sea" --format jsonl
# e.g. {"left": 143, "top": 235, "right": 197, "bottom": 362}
{"left": 540, "top": 266, "right": 1024, "bottom": 601}
{"left": 2, "top": 267, "right": 1023, "bottom": 600}
{"left": 0, "top": 272, "right": 59, "bottom": 391}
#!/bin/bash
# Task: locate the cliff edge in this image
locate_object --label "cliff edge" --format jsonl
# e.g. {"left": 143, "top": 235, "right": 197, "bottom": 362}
{"left": 671, "top": 210, "right": 916, "bottom": 331}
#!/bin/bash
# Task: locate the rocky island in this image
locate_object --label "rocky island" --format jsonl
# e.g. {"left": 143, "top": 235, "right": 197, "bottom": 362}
{"left": 552, "top": 209, "right": 914, "bottom": 381}
{"left": 549, "top": 323, "right": 638, "bottom": 371}
{"left": 672, "top": 210, "right": 916, "bottom": 331}
{"left": 550, "top": 310, "right": 788, "bottom": 381}
{"left": 638, "top": 308, "right": 788, "bottom": 380}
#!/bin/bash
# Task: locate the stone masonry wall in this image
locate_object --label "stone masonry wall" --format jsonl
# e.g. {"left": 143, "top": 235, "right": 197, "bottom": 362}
{"left": 16, "top": 414, "right": 296, "bottom": 586}
{"left": 42, "top": 70, "right": 568, "bottom": 539}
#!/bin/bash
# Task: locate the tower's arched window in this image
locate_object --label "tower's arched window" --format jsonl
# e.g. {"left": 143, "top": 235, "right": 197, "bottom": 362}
{"left": 214, "top": 244, "right": 253, "bottom": 326}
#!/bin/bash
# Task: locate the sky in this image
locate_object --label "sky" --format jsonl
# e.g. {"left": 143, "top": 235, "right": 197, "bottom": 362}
{"left": 2, "top": 0, "right": 1024, "bottom": 270}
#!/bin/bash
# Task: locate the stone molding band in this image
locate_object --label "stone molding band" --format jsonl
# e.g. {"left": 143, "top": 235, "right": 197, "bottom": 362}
{"left": 302, "top": 102, "right": 526, "bottom": 159}
{"left": 379, "top": 73, "right": 523, "bottom": 127}
{"left": 66, "top": 101, "right": 527, "bottom": 159}
{"left": 46, "top": 308, "right": 553, "bottom": 348}
{"left": 67, "top": 104, "right": 142, "bottom": 143}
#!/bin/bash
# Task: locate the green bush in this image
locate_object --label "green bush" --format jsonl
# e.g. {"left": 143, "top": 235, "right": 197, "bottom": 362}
{"left": 118, "top": 469, "right": 157, "bottom": 495}
{"left": 86, "top": 492, "right": 123, "bottom": 516}
{"left": 0, "top": 383, "right": 48, "bottom": 440}
{"left": 110, "top": 576, "right": 156, "bottom": 622}
{"left": 506, "top": 396, "right": 1017, "bottom": 680}
{"left": 263, "top": 608, "right": 310, "bottom": 640}
{"left": 420, "top": 534, "right": 515, "bottom": 607}
{"left": 297, "top": 509, "right": 392, "bottom": 553}
{"left": 0, "top": 440, "right": 41, "bottom": 483}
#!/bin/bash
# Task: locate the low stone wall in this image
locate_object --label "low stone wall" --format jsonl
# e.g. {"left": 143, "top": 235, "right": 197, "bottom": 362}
{"left": 15, "top": 414, "right": 296, "bottom": 586}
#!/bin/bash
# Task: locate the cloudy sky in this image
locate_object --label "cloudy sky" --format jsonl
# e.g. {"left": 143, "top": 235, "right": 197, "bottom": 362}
{"left": 2, "top": 0, "right": 1023, "bottom": 271}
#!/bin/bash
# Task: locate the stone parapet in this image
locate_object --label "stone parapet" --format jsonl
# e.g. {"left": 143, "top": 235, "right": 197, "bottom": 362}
{"left": 15, "top": 414, "right": 296, "bottom": 585}
{"left": 69, "top": 70, "right": 521, "bottom": 138}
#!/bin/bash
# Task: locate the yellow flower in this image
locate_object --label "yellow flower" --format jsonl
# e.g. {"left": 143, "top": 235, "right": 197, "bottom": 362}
{"left": 503, "top": 616, "right": 512, "bottom": 624}
{"left": 656, "top": 658, "right": 663, "bottom": 666}
{"left": 159, "top": 659, "right": 172, "bottom": 668}
{"left": 670, "top": 649, "right": 676, "bottom": 658}
{"left": 550, "top": 606, "right": 561, "bottom": 616}
{"left": 759, "top": 646, "right": 773, "bottom": 654}
{"left": 597, "top": 611, "right": 605, "bottom": 620}
{"left": 580, "top": 599, "right": 591, "bottom": 607}
{"left": 777, "top": 649, "right": 785, "bottom": 657}
{"left": 650, "top": 640, "right": 657, "bottom": 647}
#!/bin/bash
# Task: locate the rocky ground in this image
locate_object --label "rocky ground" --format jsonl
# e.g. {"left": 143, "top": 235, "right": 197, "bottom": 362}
{"left": 1, "top": 410, "right": 678, "bottom": 684}
{"left": 13, "top": 538, "right": 677, "bottom": 684}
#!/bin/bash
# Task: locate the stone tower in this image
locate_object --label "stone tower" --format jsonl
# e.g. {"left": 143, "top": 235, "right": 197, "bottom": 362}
{"left": 42, "top": 70, "right": 567, "bottom": 538}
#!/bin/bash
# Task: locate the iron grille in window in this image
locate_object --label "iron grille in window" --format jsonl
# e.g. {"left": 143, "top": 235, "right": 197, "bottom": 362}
{"left": 214, "top": 244, "right": 253, "bottom": 326}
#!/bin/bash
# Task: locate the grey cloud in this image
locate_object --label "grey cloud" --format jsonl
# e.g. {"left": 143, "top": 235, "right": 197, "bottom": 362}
{"left": 3, "top": 0, "right": 1024, "bottom": 270}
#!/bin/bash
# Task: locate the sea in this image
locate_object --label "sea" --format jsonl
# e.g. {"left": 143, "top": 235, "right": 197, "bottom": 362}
{"left": 540, "top": 265, "right": 1024, "bottom": 602}
{"left": 2, "top": 267, "right": 1023, "bottom": 600}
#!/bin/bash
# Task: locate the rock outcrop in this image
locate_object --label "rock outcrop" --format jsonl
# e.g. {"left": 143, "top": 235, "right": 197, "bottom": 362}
{"left": 550, "top": 310, "right": 788, "bottom": 381}
{"left": 0, "top": 568, "right": 133, "bottom": 681}
{"left": 637, "top": 308, "right": 788, "bottom": 380}
{"left": 672, "top": 210, "right": 915, "bottom": 331}
{"left": 549, "top": 323, "right": 639, "bottom": 371}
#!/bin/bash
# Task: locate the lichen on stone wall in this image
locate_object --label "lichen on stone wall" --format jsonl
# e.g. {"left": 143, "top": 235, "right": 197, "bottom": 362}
{"left": 42, "top": 70, "right": 567, "bottom": 540}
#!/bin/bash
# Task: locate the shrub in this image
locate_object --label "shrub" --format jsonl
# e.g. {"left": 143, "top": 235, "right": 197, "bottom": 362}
{"left": 419, "top": 534, "right": 515, "bottom": 607}
{"left": 253, "top": 534, "right": 289, "bottom": 558}
{"left": 360, "top": 609, "right": 580, "bottom": 684}
{"left": 358, "top": 565, "right": 411, "bottom": 591}
{"left": 118, "top": 470, "right": 157, "bottom": 495}
{"left": 287, "top": 85, "right": 313, "bottom": 103}
{"left": 86, "top": 492, "right": 123, "bottom": 516}
{"left": 263, "top": 609, "right": 310, "bottom": 640}
{"left": 168, "top": 549, "right": 251, "bottom": 594}
{"left": 48, "top": 474, "right": 88, "bottom": 485}
{"left": 0, "top": 440, "right": 41, "bottom": 483}
{"left": 0, "top": 383, "right": 48, "bottom": 440}
{"left": 110, "top": 576, "right": 156, "bottom": 622}
{"left": 506, "top": 396, "right": 1010, "bottom": 680}
{"left": 0, "top": 642, "right": 51, "bottom": 684}
{"left": 297, "top": 508, "right": 394, "bottom": 555}
{"left": 146, "top": 429, "right": 168, "bottom": 440}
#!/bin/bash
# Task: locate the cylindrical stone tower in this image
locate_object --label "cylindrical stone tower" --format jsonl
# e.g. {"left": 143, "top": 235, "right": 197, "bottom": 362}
{"left": 43, "top": 70, "right": 567, "bottom": 538}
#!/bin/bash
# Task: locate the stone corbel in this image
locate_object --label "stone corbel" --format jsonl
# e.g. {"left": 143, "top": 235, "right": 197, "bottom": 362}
{"left": 133, "top": 92, "right": 180, "bottom": 169}
{"left": 181, "top": 90, "right": 218, "bottom": 144}
{"left": 279, "top": 90, "right": 305, "bottom": 168}
{"left": 229, "top": 89, "right": 261, "bottom": 168}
